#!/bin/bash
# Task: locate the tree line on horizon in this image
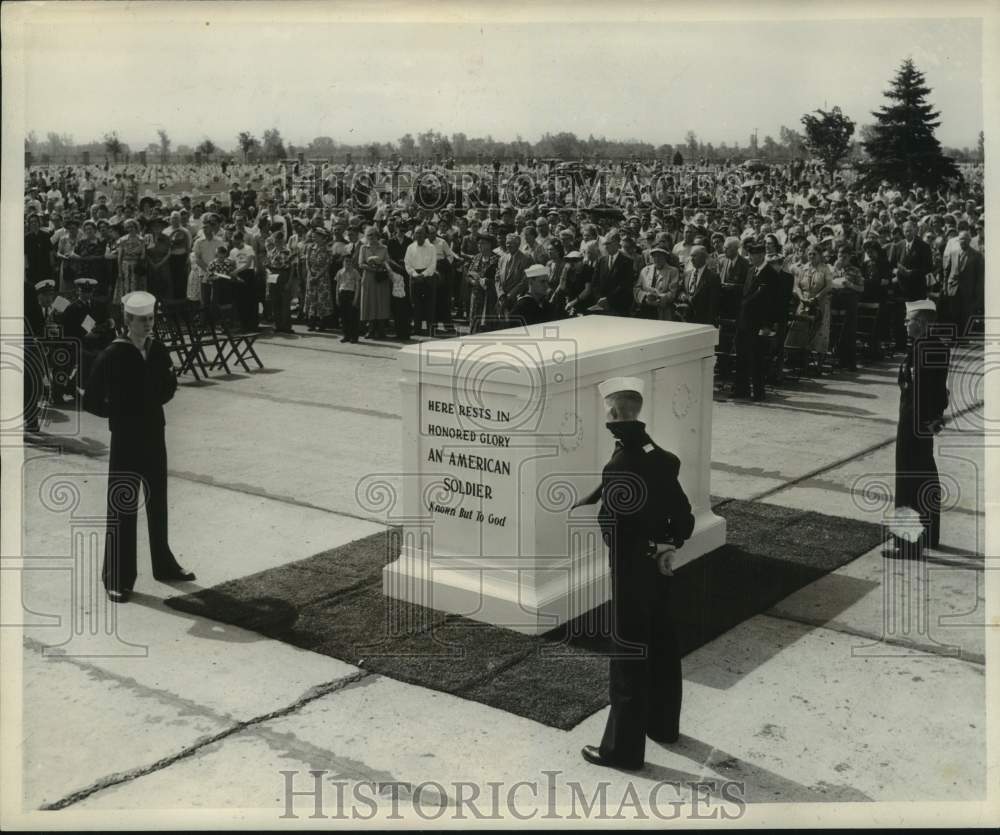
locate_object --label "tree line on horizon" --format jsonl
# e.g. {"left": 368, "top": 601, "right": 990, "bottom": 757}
{"left": 25, "top": 59, "right": 980, "bottom": 190}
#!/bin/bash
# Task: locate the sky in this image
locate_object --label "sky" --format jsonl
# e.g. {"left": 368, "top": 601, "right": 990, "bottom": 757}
{"left": 16, "top": 10, "right": 984, "bottom": 152}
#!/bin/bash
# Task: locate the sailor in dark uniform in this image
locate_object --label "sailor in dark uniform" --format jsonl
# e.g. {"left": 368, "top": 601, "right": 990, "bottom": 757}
{"left": 884, "top": 299, "right": 950, "bottom": 558}
{"left": 506, "top": 263, "right": 555, "bottom": 326}
{"left": 573, "top": 377, "right": 695, "bottom": 770}
{"left": 83, "top": 291, "right": 195, "bottom": 603}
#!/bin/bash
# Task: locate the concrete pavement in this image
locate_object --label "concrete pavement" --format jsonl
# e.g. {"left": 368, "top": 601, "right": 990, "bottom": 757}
{"left": 11, "top": 325, "right": 991, "bottom": 825}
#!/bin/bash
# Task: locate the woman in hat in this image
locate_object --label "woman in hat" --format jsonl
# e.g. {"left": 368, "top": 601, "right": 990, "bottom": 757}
{"left": 24, "top": 214, "right": 53, "bottom": 288}
{"left": 165, "top": 211, "right": 192, "bottom": 300}
{"left": 551, "top": 248, "right": 584, "bottom": 314}
{"left": 55, "top": 216, "right": 82, "bottom": 292}
{"left": 860, "top": 237, "right": 892, "bottom": 359}
{"left": 115, "top": 218, "right": 147, "bottom": 304}
{"left": 303, "top": 227, "right": 334, "bottom": 332}
{"left": 357, "top": 225, "right": 391, "bottom": 340}
{"left": 264, "top": 226, "right": 295, "bottom": 333}
{"left": 829, "top": 244, "right": 864, "bottom": 371}
{"left": 785, "top": 245, "right": 833, "bottom": 372}
{"left": 466, "top": 232, "right": 499, "bottom": 332}
{"left": 544, "top": 238, "right": 569, "bottom": 302}
{"left": 73, "top": 219, "right": 108, "bottom": 290}
{"left": 145, "top": 217, "right": 172, "bottom": 301}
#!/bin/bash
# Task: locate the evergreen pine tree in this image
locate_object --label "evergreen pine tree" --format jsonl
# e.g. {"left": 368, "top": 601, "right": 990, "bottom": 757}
{"left": 861, "top": 58, "right": 959, "bottom": 188}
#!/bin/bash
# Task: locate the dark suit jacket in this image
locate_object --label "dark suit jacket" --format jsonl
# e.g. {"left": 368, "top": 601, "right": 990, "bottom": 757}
{"left": 717, "top": 254, "right": 750, "bottom": 288}
{"left": 895, "top": 237, "right": 933, "bottom": 301}
{"left": 738, "top": 262, "right": 783, "bottom": 332}
{"left": 685, "top": 267, "right": 721, "bottom": 326}
{"left": 886, "top": 239, "right": 905, "bottom": 268}
{"left": 594, "top": 252, "right": 637, "bottom": 315}
{"left": 495, "top": 250, "right": 534, "bottom": 301}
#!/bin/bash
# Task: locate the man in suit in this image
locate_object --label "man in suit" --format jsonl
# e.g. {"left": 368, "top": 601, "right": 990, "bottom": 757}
{"left": 678, "top": 245, "right": 721, "bottom": 326}
{"left": 592, "top": 230, "right": 637, "bottom": 316}
{"left": 495, "top": 232, "right": 533, "bottom": 319}
{"left": 940, "top": 231, "right": 985, "bottom": 341}
{"left": 573, "top": 376, "right": 695, "bottom": 770}
{"left": 732, "top": 238, "right": 782, "bottom": 401}
{"left": 884, "top": 299, "right": 950, "bottom": 559}
{"left": 83, "top": 292, "right": 196, "bottom": 603}
{"left": 717, "top": 236, "right": 750, "bottom": 288}
{"left": 894, "top": 221, "right": 933, "bottom": 301}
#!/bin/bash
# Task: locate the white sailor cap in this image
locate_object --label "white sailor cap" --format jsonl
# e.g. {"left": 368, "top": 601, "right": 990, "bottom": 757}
{"left": 564, "top": 250, "right": 583, "bottom": 261}
{"left": 122, "top": 291, "right": 157, "bottom": 316}
{"left": 905, "top": 299, "right": 936, "bottom": 316}
{"left": 525, "top": 264, "right": 549, "bottom": 279}
{"left": 598, "top": 376, "right": 645, "bottom": 399}
{"left": 34, "top": 279, "right": 56, "bottom": 291}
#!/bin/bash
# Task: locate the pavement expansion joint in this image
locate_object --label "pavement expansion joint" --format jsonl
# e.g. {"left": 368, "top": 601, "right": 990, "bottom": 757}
{"left": 31, "top": 642, "right": 372, "bottom": 812}
{"left": 757, "top": 612, "right": 985, "bottom": 666}
{"left": 750, "top": 397, "right": 983, "bottom": 504}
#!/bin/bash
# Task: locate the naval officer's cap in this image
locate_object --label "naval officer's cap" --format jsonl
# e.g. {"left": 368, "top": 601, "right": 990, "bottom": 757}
{"left": 74, "top": 277, "right": 98, "bottom": 287}
{"left": 34, "top": 279, "right": 56, "bottom": 292}
{"left": 524, "top": 264, "right": 549, "bottom": 279}
{"left": 598, "top": 376, "right": 645, "bottom": 399}
{"left": 122, "top": 291, "right": 157, "bottom": 317}
{"left": 905, "top": 299, "right": 936, "bottom": 316}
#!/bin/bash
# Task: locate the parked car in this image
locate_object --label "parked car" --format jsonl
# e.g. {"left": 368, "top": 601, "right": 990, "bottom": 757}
{"left": 741, "top": 159, "right": 769, "bottom": 173}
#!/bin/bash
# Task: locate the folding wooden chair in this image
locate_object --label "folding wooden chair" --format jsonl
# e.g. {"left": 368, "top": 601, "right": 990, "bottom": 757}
{"left": 157, "top": 300, "right": 203, "bottom": 380}
{"left": 187, "top": 303, "right": 233, "bottom": 375}
{"left": 826, "top": 308, "right": 846, "bottom": 372}
{"left": 857, "top": 302, "right": 881, "bottom": 358}
{"left": 714, "top": 284, "right": 742, "bottom": 378}
{"left": 212, "top": 304, "right": 264, "bottom": 372}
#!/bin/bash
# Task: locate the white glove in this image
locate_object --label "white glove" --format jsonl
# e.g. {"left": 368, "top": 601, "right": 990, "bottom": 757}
{"left": 652, "top": 542, "right": 677, "bottom": 576}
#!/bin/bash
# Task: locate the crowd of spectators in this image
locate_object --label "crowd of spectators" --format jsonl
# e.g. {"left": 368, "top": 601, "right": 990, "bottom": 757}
{"left": 23, "top": 157, "right": 985, "bottom": 406}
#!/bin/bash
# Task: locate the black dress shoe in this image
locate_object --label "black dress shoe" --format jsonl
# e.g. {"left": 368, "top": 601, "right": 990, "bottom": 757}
{"left": 581, "top": 745, "right": 642, "bottom": 771}
{"left": 153, "top": 567, "right": 196, "bottom": 582}
{"left": 881, "top": 544, "right": 923, "bottom": 561}
{"left": 106, "top": 589, "right": 130, "bottom": 603}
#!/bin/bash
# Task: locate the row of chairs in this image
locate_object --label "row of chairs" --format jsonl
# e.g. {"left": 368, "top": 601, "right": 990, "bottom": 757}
{"left": 155, "top": 300, "right": 263, "bottom": 379}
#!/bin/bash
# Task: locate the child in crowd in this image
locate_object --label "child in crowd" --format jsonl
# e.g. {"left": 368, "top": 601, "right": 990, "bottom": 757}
{"left": 334, "top": 257, "right": 361, "bottom": 344}
{"left": 206, "top": 244, "right": 236, "bottom": 307}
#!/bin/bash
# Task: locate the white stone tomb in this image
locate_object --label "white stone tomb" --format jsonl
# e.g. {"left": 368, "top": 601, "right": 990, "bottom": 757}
{"left": 381, "top": 316, "right": 725, "bottom": 635}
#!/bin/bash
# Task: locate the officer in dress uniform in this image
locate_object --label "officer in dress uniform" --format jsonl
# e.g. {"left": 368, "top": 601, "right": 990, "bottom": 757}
{"left": 884, "top": 299, "right": 950, "bottom": 559}
{"left": 62, "top": 277, "right": 115, "bottom": 388}
{"left": 506, "top": 263, "right": 555, "bottom": 326}
{"left": 83, "top": 291, "right": 195, "bottom": 603}
{"left": 573, "top": 377, "right": 695, "bottom": 770}
{"left": 33, "top": 279, "right": 73, "bottom": 404}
